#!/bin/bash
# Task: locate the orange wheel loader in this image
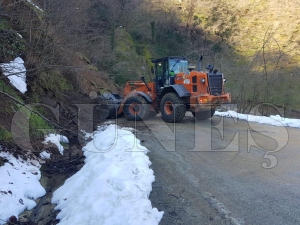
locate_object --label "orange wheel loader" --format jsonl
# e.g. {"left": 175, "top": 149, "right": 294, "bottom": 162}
{"left": 99, "top": 56, "right": 231, "bottom": 123}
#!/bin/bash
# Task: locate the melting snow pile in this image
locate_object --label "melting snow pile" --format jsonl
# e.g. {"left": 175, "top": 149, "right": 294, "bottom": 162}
{"left": 42, "top": 134, "right": 69, "bottom": 156}
{"left": 215, "top": 110, "right": 300, "bottom": 128}
{"left": 51, "top": 124, "right": 163, "bottom": 225}
{"left": 0, "top": 57, "right": 27, "bottom": 94}
{"left": 0, "top": 151, "right": 45, "bottom": 224}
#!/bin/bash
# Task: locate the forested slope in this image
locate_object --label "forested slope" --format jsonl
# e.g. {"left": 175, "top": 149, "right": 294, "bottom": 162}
{"left": 38, "top": 0, "right": 300, "bottom": 113}
{"left": 1, "top": 0, "right": 300, "bottom": 146}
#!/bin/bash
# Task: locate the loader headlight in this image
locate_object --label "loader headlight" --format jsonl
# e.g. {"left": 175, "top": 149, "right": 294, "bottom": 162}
{"left": 200, "top": 78, "right": 205, "bottom": 84}
{"left": 198, "top": 97, "right": 208, "bottom": 104}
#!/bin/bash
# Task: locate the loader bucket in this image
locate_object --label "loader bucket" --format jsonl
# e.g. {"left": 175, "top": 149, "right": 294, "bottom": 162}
{"left": 97, "top": 92, "right": 123, "bottom": 119}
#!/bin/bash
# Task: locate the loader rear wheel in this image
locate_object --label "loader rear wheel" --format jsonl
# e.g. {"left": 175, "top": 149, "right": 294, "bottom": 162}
{"left": 124, "top": 96, "right": 150, "bottom": 121}
{"left": 192, "top": 109, "right": 215, "bottom": 120}
{"left": 160, "top": 93, "right": 186, "bottom": 123}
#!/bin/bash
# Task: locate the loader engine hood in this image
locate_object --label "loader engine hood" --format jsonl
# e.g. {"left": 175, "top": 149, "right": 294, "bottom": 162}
{"left": 207, "top": 72, "right": 223, "bottom": 96}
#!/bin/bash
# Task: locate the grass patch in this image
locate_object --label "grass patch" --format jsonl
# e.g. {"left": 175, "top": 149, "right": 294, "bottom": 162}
{"left": 0, "top": 126, "right": 13, "bottom": 142}
{"left": 0, "top": 80, "right": 24, "bottom": 102}
{"left": 29, "top": 112, "right": 54, "bottom": 138}
{"left": 32, "top": 70, "right": 73, "bottom": 98}
{"left": 11, "top": 104, "right": 54, "bottom": 140}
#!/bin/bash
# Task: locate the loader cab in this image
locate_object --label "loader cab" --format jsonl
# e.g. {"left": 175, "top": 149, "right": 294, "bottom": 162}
{"left": 151, "top": 56, "right": 188, "bottom": 90}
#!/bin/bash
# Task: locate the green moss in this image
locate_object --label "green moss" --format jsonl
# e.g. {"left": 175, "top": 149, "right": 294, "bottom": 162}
{"left": 115, "top": 28, "right": 135, "bottom": 55}
{"left": 29, "top": 112, "right": 54, "bottom": 138}
{"left": 0, "top": 126, "right": 13, "bottom": 142}
{"left": 13, "top": 105, "right": 54, "bottom": 139}
{"left": 32, "top": 70, "right": 73, "bottom": 97}
{"left": 0, "top": 80, "right": 24, "bottom": 102}
{"left": 111, "top": 28, "right": 144, "bottom": 84}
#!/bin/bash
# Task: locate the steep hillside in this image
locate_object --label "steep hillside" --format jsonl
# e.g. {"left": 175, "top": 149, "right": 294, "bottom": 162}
{"left": 0, "top": 0, "right": 120, "bottom": 148}
{"left": 195, "top": 0, "right": 300, "bottom": 112}
{"left": 212, "top": 0, "right": 299, "bottom": 111}
{"left": 1, "top": 0, "right": 300, "bottom": 149}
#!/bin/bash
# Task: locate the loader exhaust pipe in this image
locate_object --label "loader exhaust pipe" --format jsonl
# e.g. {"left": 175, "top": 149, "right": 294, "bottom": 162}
{"left": 197, "top": 55, "right": 203, "bottom": 71}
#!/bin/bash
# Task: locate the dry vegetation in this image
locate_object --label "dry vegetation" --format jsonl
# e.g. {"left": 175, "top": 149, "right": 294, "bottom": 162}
{"left": 1, "top": 0, "right": 300, "bottom": 119}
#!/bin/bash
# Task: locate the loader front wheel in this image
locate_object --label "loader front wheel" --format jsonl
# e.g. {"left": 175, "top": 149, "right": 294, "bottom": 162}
{"left": 160, "top": 93, "right": 186, "bottom": 123}
{"left": 192, "top": 109, "right": 215, "bottom": 120}
{"left": 124, "top": 96, "right": 150, "bottom": 121}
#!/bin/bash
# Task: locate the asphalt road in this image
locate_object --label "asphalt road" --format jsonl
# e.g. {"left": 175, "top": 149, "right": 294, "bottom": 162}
{"left": 118, "top": 113, "right": 300, "bottom": 225}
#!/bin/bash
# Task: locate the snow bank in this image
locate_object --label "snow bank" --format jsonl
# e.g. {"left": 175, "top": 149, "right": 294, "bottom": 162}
{"left": 51, "top": 124, "right": 163, "bottom": 225}
{"left": 43, "top": 134, "right": 69, "bottom": 155}
{"left": 0, "top": 57, "right": 27, "bottom": 94}
{"left": 39, "top": 150, "right": 51, "bottom": 159}
{"left": 0, "top": 152, "right": 45, "bottom": 224}
{"left": 80, "top": 130, "right": 94, "bottom": 140}
{"left": 215, "top": 110, "right": 300, "bottom": 128}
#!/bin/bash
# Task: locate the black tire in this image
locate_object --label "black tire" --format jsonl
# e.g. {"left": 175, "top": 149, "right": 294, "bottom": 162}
{"left": 123, "top": 96, "right": 150, "bottom": 121}
{"left": 192, "top": 109, "right": 215, "bottom": 120}
{"left": 160, "top": 93, "right": 186, "bottom": 123}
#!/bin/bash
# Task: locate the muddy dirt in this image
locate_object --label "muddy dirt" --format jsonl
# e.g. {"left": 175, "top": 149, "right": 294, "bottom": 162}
{"left": 13, "top": 142, "right": 85, "bottom": 225}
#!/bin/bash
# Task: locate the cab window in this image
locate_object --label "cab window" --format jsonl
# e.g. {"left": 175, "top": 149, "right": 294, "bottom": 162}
{"left": 169, "top": 59, "right": 188, "bottom": 74}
